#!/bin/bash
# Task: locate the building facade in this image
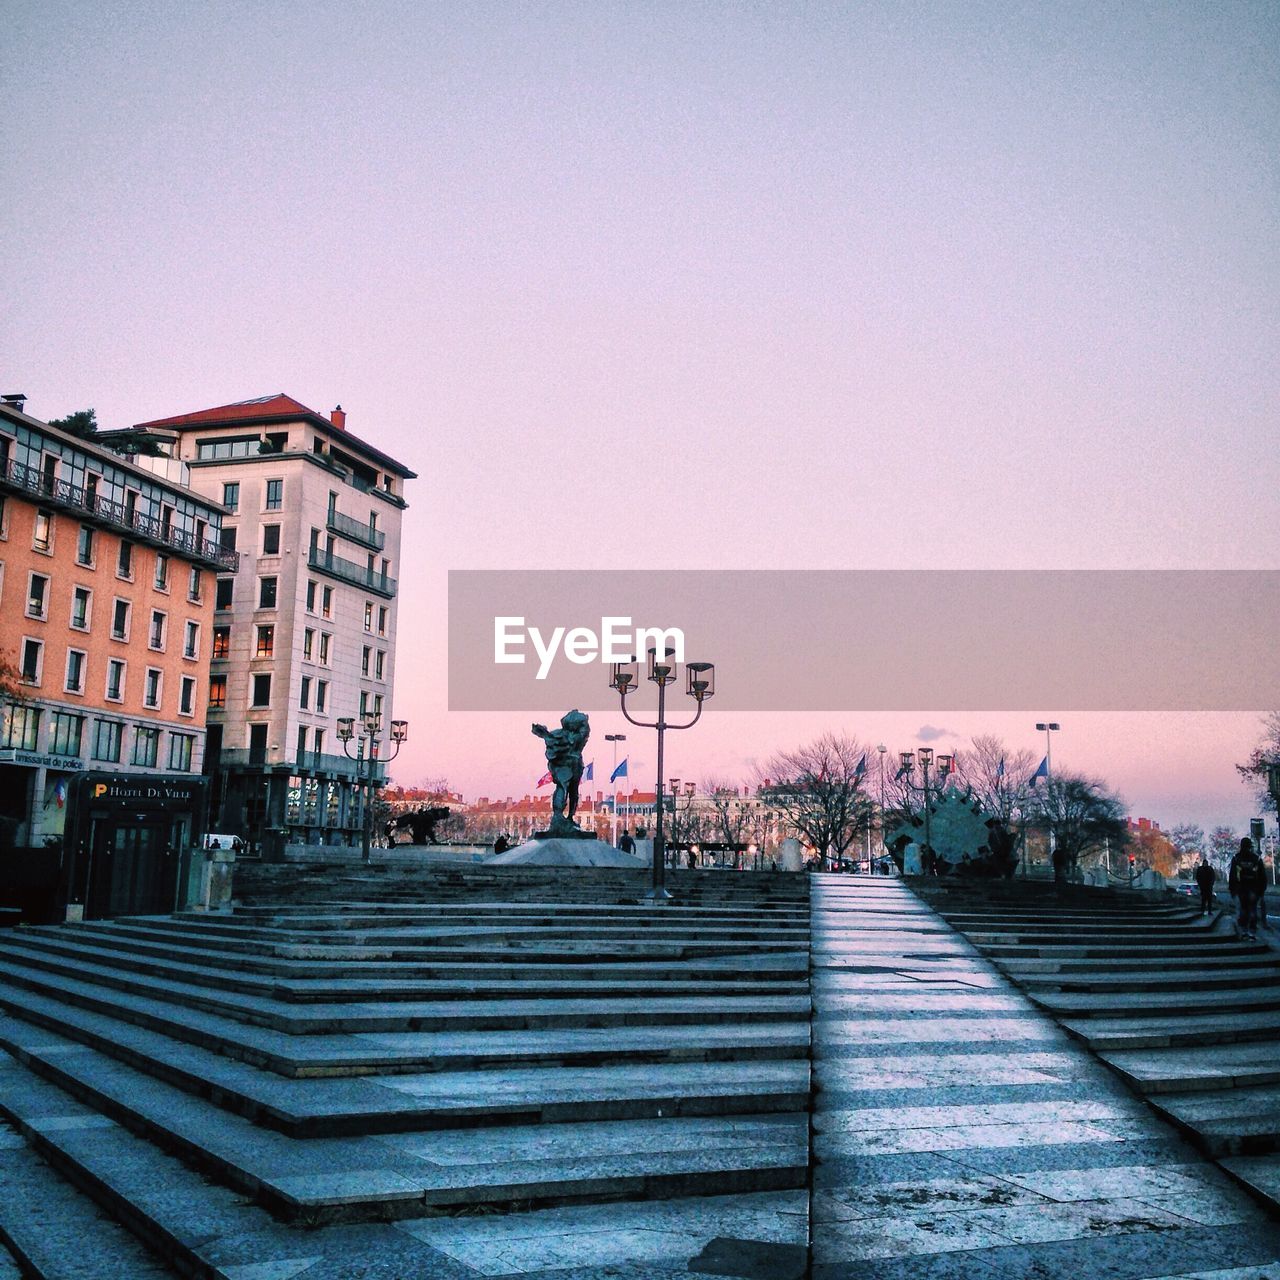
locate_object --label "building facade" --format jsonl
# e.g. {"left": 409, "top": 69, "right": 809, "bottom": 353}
{"left": 0, "top": 395, "right": 235, "bottom": 919}
{"left": 130, "top": 395, "right": 415, "bottom": 856}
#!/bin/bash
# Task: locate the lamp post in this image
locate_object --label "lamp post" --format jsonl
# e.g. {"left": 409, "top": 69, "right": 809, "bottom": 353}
{"left": 606, "top": 732, "right": 627, "bottom": 845}
{"left": 610, "top": 648, "right": 715, "bottom": 900}
{"left": 898, "top": 748, "right": 954, "bottom": 873}
{"left": 1035, "top": 722, "right": 1061, "bottom": 777}
{"left": 876, "top": 743, "right": 887, "bottom": 874}
{"left": 336, "top": 712, "right": 408, "bottom": 863}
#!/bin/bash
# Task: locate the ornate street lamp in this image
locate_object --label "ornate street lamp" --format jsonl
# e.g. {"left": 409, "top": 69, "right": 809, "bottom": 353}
{"left": 899, "top": 748, "right": 953, "bottom": 872}
{"left": 610, "top": 647, "right": 715, "bottom": 899}
{"left": 605, "top": 732, "right": 627, "bottom": 845}
{"left": 337, "top": 711, "right": 408, "bottom": 863}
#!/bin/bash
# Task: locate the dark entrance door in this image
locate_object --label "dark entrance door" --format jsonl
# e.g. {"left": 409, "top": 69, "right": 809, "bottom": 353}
{"left": 86, "top": 820, "right": 175, "bottom": 919}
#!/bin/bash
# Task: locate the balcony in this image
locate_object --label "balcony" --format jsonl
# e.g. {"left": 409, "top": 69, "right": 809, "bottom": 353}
{"left": 215, "top": 747, "right": 386, "bottom": 783}
{"left": 307, "top": 547, "right": 396, "bottom": 598}
{"left": 0, "top": 458, "right": 240, "bottom": 572}
{"left": 326, "top": 507, "right": 385, "bottom": 551}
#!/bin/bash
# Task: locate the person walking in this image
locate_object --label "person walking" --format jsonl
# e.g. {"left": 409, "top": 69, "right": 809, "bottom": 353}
{"left": 1229, "top": 837, "right": 1267, "bottom": 940}
{"left": 1193, "top": 857, "right": 1217, "bottom": 915}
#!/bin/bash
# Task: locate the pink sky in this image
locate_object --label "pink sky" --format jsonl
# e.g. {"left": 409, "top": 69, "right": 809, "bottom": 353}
{"left": 4, "top": 3, "right": 1277, "bottom": 831}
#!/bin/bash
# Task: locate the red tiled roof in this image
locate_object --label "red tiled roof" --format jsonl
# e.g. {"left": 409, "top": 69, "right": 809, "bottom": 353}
{"left": 133, "top": 393, "right": 417, "bottom": 479}
{"left": 134, "top": 393, "right": 317, "bottom": 430}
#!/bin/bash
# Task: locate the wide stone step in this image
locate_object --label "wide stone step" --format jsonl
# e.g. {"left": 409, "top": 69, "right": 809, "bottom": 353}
{"left": 0, "top": 976, "right": 808, "bottom": 1081}
{"left": 1032, "top": 986, "right": 1280, "bottom": 1020}
{"left": 0, "top": 954, "right": 809, "bottom": 1036}
{"left": 0, "top": 1007, "right": 808, "bottom": 1138}
{"left": 978, "top": 939, "right": 1256, "bottom": 960}
{"left": 0, "top": 1026, "right": 808, "bottom": 1220}
{"left": 0, "top": 1115, "right": 179, "bottom": 1279}
{"left": 1149, "top": 1085, "right": 1280, "bottom": 1157}
{"left": 1219, "top": 1154, "right": 1280, "bottom": 1217}
{"left": 0, "top": 935, "right": 805, "bottom": 1002}
{"left": 1101, "top": 1042, "right": 1280, "bottom": 1094}
{"left": 1014, "top": 965, "right": 1280, "bottom": 994}
{"left": 1061, "top": 1008, "right": 1280, "bottom": 1051}
{"left": 47, "top": 925, "right": 809, "bottom": 981}
{"left": 1003, "top": 951, "right": 1279, "bottom": 976}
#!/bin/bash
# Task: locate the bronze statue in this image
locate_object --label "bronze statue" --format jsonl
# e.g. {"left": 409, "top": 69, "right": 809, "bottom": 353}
{"left": 532, "top": 710, "right": 591, "bottom": 837}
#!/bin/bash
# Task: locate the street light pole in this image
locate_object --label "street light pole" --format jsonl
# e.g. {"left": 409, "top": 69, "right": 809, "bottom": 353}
{"left": 1035, "top": 721, "right": 1061, "bottom": 869}
{"left": 876, "top": 743, "right": 887, "bottom": 874}
{"left": 898, "top": 748, "right": 954, "bottom": 873}
{"left": 337, "top": 713, "right": 408, "bottom": 862}
{"left": 611, "top": 650, "right": 716, "bottom": 900}
{"left": 606, "top": 733, "right": 626, "bottom": 845}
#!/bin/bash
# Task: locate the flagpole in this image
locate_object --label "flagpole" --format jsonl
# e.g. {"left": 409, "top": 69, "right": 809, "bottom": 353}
{"left": 606, "top": 733, "right": 626, "bottom": 846}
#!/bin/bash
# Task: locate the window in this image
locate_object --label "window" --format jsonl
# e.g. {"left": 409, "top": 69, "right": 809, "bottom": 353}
{"left": 3, "top": 704, "right": 41, "bottom": 750}
{"left": 209, "top": 675, "right": 227, "bottom": 709}
{"left": 265, "top": 478, "right": 283, "bottom": 510}
{"left": 64, "top": 648, "right": 86, "bottom": 694}
{"left": 41, "top": 455, "right": 58, "bottom": 493}
{"left": 92, "top": 718, "right": 122, "bottom": 763}
{"left": 179, "top": 676, "right": 196, "bottom": 717}
{"left": 297, "top": 725, "right": 308, "bottom": 762}
{"left": 106, "top": 658, "right": 125, "bottom": 702}
{"left": 300, "top": 676, "right": 312, "bottom": 709}
{"left": 359, "top": 690, "right": 369, "bottom": 717}
{"left": 112, "top": 599, "right": 130, "bottom": 641}
{"left": 149, "top": 610, "right": 167, "bottom": 650}
{"left": 313, "top": 728, "right": 324, "bottom": 756}
{"left": 188, "top": 567, "right": 202, "bottom": 602}
{"left": 212, "top": 625, "right": 230, "bottom": 658}
{"left": 144, "top": 667, "right": 162, "bottom": 709}
{"left": 32, "top": 509, "right": 52, "bottom": 553}
{"left": 262, "top": 524, "right": 281, "bottom": 555}
{"left": 321, "top": 586, "right": 333, "bottom": 619}
{"left": 169, "top": 733, "right": 194, "bottom": 772}
{"left": 258, "top": 577, "right": 277, "bottom": 609}
{"left": 303, "top": 628, "right": 314, "bottom": 660}
{"left": 315, "top": 680, "right": 327, "bottom": 713}
{"left": 375, "top": 650, "right": 386, "bottom": 680}
{"left": 373, "top": 693, "right": 384, "bottom": 720}
{"left": 154, "top": 554, "right": 169, "bottom": 590}
{"left": 222, "top": 481, "right": 239, "bottom": 511}
{"left": 318, "top": 632, "right": 331, "bottom": 665}
{"left": 251, "top": 673, "right": 271, "bottom": 707}
{"left": 76, "top": 525, "right": 95, "bottom": 566}
{"left": 216, "top": 578, "right": 234, "bottom": 609}
{"left": 184, "top": 620, "right": 199, "bottom": 659}
{"left": 219, "top": 525, "right": 238, "bottom": 553}
{"left": 49, "top": 711, "right": 83, "bottom": 757}
{"left": 363, "top": 602, "right": 373, "bottom": 632}
{"left": 362, "top": 645, "right": 371, "bottom": 676}
{"left": 20, "top": 638, "right": 42, "bottom": 684}
{"left": 306, "top": 580, "right": 317, "bottom": 613}
{"left": 255, "top": 624, "right": 274, "bottom": 657}
{"left": 71, "top": 586, "right": 91, "bottom": 630}
{"left": 26, "top": 572, "right": 49, "bottom": 619}
{"left": 117, "top": 541, "right": 133, "bottom": 579}
{"left": 377, "top": 607, "right": 388, "bottom": 636}
{"left": 132, "top": 726, "right": 160, "bottom": 768}
{"left": 196, "top": 438, "right": 260, "bottom": 462}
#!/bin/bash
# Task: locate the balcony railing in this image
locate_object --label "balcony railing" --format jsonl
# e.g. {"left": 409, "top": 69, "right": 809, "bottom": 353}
{"left": 307, "top": 547, "right": 396, "bottom": 597}
{"left": 0, "top": 458, "right": 240, "bottom": 572}
{"left": 326, "top": 507, "right": 386, "bottom": 551}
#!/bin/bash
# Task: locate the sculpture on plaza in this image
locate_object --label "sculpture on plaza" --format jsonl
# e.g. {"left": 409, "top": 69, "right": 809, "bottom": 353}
{"left": 531, "top": 709, "right": 591, "bottom": 838}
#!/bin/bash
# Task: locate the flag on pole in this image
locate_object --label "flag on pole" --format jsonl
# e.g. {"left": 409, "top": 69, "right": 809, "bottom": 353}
{"left": 54, "top": 779, "right": 66, "bottom": 809}
{"left": 536, "top": 771, "right": 552, "bottom": 787}
{"left": 854, "top": 753, "right": 867, "bottom": 780}
{"left": 1028, "top": 757, "right": 1048, "bottom": 786}
{"left": 610, "top": 757, "right": 629, "bottom": 783}
{"left": 583, "top": 762, "right": 594, "bottom": 781}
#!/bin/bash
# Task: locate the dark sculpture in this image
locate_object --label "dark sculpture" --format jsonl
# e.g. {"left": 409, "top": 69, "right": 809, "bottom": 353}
{"left": 531, "top": 710, "right": 591, "bottom": 838}
{"left": 387, "top": 806, "right": 453, "bottom": 845}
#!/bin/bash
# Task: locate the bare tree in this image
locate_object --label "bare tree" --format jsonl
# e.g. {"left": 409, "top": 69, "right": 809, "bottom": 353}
{"left": 1169, "top": 822, "right": 1206, "bottom": 872}
{"left": 1209, "top": 825, "right": 1238, "bottom": 872}
{"left": 952, "top": 735, "right": 1036, "bottom": 825}
{"left": 1237, "top": 712, "right": 1280, "bottom": 816}
{"left": 700, "top": 778, "right": 754, "bottom": 851}
{"left": 1029, "top": 773, "right": 1128, "bottom": 873}
{"left": 757, "top": 733, "right": 875, "bottom": 870}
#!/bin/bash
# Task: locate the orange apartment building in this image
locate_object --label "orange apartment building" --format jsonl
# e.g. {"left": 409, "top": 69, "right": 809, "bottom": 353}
{"left": 0, "top": 395, "right": 234, "bottom": 920}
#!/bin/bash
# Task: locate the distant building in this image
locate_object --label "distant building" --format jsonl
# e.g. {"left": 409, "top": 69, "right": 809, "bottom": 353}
{"left": 128, "top": 395, "right": 416, "bottom": 856}
{"left": 0, "top": 394, "right": 234, "bottom": 919}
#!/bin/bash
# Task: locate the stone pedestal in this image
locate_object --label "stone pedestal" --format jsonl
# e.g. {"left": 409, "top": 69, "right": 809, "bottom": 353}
{"left": 487, "top": 838, "right": 647, "bottom": 867}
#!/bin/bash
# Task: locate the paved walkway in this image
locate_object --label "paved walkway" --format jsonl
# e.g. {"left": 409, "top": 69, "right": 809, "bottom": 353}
{"left": 810, "top": 874, "right": 1280, "bottom": 1280}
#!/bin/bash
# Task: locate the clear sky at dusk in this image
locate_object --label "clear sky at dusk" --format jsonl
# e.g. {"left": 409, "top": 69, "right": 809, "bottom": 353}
{"left": 4, "top": 2, "right": 1277, "bottom": 829}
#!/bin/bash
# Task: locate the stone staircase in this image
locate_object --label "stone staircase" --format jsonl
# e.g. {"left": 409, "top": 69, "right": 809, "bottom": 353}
{"left": 0, "top": 869, "right": 811, "bottom": 1276}
{"left": 914, "top": 878, "right": 1280, "bottom": 1216}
